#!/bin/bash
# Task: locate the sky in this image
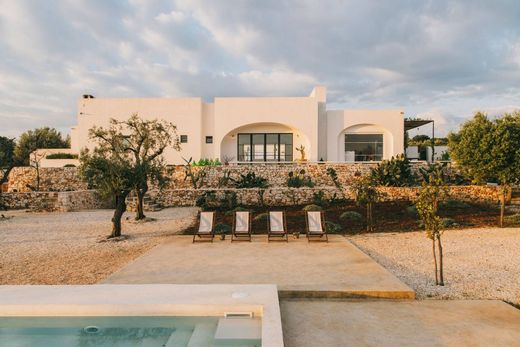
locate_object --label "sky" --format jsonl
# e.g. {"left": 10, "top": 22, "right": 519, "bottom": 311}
{"left": 1, "top": 0, "right": 519, "bottom": 139}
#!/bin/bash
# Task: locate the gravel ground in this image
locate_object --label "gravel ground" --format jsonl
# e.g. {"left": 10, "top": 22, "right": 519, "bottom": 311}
{"left": 349, "top": 228, "right": 520, "bottom": 305}
{"left": 0, "top": 208, "right": 197, "bottom": 284}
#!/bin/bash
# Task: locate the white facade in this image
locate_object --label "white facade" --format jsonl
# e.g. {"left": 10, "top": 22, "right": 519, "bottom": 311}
{"left": 65, "top": 86, "right": 405, "bottom": 165}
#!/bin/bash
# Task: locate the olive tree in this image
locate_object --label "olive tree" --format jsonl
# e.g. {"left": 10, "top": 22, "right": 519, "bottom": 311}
{"left": 113, "top": 115, "right": 180, "bottom": 220}
{"left": 80, "top": 114, "right": 179, "bottom": 237}
{"left": 448, "top": 112, "right": 520, "bottom": 227}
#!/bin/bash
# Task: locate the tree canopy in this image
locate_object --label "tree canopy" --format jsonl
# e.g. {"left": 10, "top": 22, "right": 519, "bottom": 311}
{"left": 14, "top": 127, "right": 69, "bottom": 165}
{"left": 448, "top": 112, "right": 520, "bottom": 185}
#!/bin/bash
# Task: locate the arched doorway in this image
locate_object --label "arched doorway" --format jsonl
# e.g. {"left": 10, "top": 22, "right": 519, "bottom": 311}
{"left": 220, "top": 122, "right": 311, "bottom": 162}
{"left": 338, "top": 124, "right": 394, "bottom": 162}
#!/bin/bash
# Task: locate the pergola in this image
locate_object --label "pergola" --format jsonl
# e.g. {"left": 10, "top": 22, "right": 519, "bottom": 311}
{"left": 404, "top": 119, "right": 435, "bottom": 162}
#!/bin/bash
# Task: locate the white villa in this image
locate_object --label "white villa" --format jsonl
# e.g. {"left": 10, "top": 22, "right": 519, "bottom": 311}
{"left": 59, "top": 86, "right": 406, "bottom": 166}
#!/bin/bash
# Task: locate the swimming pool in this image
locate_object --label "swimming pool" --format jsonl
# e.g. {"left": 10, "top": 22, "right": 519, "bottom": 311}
{"left": 0, "top": 315, "right": 261, "bottom": 346}
{"left": 0, "top": 284, "right": 283, "bottom": 346}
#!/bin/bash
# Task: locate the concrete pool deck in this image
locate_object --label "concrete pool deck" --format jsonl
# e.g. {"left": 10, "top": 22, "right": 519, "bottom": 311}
{"left": 104, "top": 235, "right": 415, "bottom": 299}
{"left": 281, "top": 299, "right": 520, "bottom": 347}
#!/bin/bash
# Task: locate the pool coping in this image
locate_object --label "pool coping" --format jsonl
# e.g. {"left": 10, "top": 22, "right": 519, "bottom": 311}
{"left": 0, "top": 284, "right": 284, "bottom": 347}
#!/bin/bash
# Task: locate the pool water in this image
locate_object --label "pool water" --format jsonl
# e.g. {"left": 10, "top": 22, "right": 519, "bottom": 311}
{"left": 0, "top": 316, "right": 261, "bottom": 347}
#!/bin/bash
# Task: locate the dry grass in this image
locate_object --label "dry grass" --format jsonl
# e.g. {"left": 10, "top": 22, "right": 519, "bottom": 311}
{"left": 0, "top": 208, "right": 197, "bottom": 284}
{"left": 349, "top": 227, "right": 520, "bottom": 305}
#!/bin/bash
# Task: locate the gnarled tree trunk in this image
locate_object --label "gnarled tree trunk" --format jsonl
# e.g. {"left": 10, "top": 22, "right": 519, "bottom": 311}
{"left": 437, "top": 237, "right": 444, "bottom": 286}
{"left": 111, "top": 191, "right": 129, "bottom": 238}
{"left": 135, "top": 182, "right": 148, "bottom": 220}
{"left": 432, "top": 237, "right": 438, "bottom": 285}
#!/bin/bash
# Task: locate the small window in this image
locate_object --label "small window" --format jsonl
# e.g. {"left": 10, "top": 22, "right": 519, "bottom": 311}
{"left": 180, "top": 135, "right": 188, "bottom": 143}
{"left": 205, "top": 136, "right": 213, "bottom": 144}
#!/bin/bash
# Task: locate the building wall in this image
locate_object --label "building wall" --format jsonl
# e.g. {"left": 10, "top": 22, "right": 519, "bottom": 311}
{"left": 212, "top": 96, "right": 320, "bottom": 161}
{"left": 75, "top": 97, "right": 203, "bottom": 164}
{"left": 68, "top": 86, "right": 405, "bottom": 164}
{"left": 325, "top": 109, "right": 405, "bottom": 162}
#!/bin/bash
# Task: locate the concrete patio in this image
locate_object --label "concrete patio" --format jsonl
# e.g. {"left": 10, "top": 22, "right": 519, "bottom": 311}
{"left": 281, "top": 299, "right": 520, "bottom": 347}
{"left": 104, "top": 234, "right": 415, "bottom": 299}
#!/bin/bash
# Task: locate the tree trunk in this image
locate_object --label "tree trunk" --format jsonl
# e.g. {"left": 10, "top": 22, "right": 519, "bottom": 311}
{"left": 135, "top": 184, "right": 148, "bottom": 220}
{"left": 111, "top": 193, "right": 128, "bottom": 238}
{"left": 432, "top": 237, "right": 438, "bottom": 285}
{"left": 499, "top": 186, "right": 508, "bottom": 228}
{"left": 366, "top": 203, "right": 371, "bottom": 232}
{"left": 437, "top": 236, "right": 444, "bottom": 286}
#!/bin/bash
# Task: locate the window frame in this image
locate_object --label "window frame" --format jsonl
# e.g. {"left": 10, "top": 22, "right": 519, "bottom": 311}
{"left": 236, "top": 133, "right": 293, "bottom": 162}
{"left": 344, "top": 133, "right": 384, "bottom": 162}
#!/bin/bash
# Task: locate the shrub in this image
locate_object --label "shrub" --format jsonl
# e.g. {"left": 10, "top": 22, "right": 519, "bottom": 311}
{"left": 302, "top": 204, "right": 322, "bottom": 211}
{"left": 440, "top": 200, "right": 470, "bottom": 209}
{"left": 214, "top": 223, "right": 231, "bottom": 234}
{"left": 195, "top": 190, "right": 217, "bottom": 210}
{"left": 287, "top": 169, "right": 314, "bottom": 188}
{"left": 326, "top": 167, "right": 341, "bottom": 187}
{"left": 253, "top": 212, "right": 269, "bottom": 222}
{"left": 219, "top": 190, "right": 238, "bottom": 210}
{"left": 441, "top": 217, "right": 458, "bottom": 228}
{"left": 192, "top": 158, "right": 221, "bottom": 166}
{"left": 225, "top": 205, "right": 248, "bottom": 216}
{"left": 340, "top": 211, "right": 362, "bottom": 222}
{"left": 370, "top": 154, "right": 416, "bottom": 187}
{"left": 504, "top": 214, "right": 520, "bottom": 225}
{"left": 325, "top": 221, "right": 342, "bottom": 234}
{"left": 234, "top": 172, "right": 269, "bottom": 188}
{"left": 313, "top": 190, "right": 330, "bottom": 208}
{"left": 46, "top": 153, "right": 78, "bottom": 159}
{"left": 404, "top": 205, "right": 418, "bottom": 216}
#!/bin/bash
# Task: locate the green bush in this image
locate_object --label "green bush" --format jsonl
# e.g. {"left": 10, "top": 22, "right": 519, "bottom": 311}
{"left": 302, "top": 204, "right": 322, "bottom": 211}
{"left": 46, "top": 153, "right": 78, "bottom": 159}
{"left": 340, "top": 211, "right": 362, "bottom": 221}
{"left": 441, "top": 218, "right": 458, "bottom": 228}
{"left": 192, "top": 158, "right": 221, "bottom": 166}
{"left": 214, "top": 223, "right": 231, "bottom": 234}
{"left": 325, "top": 221, "right": 342, "bottom": 233}
{"left": 287, "top": 169, "right": 314, "bottom": 188}
{"left": 253, "top": 212, "right": 269, "bottom": 222}
{"left": 440, "top": 200, "right": 470, "bottom": 209}
{"left": 404, "top": 205, "right": 418, "bottom": 216}
{"left": 504, "top": 214, "right": 520, "bottom": 225}
{"left": 326, "top": 167, "right": 341, "bottom": 187}
{"left": 195, "top": 191, "right": 217, "bottom": 210}
{"left": 225, "top": 206, "right": 248, "bottom": 216}
{"left": 370, "top": 154, "right": 416, "bottom": 187}
{"left": 312, "top": 191, "right": 330, "bottom": 208}
{"left": 234, "top": 172, "right": 269, "bottom": 188}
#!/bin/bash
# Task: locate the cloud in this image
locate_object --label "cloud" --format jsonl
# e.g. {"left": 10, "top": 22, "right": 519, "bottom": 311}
{"left": 0, "top": 0, "right": 519, "bottom": 138}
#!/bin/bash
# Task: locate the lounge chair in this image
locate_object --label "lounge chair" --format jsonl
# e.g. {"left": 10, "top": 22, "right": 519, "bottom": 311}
{"left": 268, "top": 211, "right": 288, "bottom": 242}
{"left": 193, "top": 211, "right": 215, "bottom": 243}
{"left": 305, "top": 211, "right": 328, "bottom": 242}
{"left": 231, "top": 211, "right": 252, "bottom": 242}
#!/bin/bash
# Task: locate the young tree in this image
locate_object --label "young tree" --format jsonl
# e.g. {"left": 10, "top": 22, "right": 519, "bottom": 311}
{"left": 448, "top": 112, "right": 520, "bottom": 227}
{"left": 111, "top": 115, "right": 180, "bottom": 220}
{"left": 415, "top": 165, "right": 447, "bottom": 286}
{"left": 14, "top": 127, "right": 69, "bottom": 165}
{"left": 350, "top": 176, "right": 384, "bottom": 231}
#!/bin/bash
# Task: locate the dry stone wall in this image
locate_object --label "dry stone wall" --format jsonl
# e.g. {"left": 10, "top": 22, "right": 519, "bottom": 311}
{"left": 1, "top": 190, "right": 113, "bottom": 211}
{"left": 7, "top": 167, "right": 86, "bottom": 192}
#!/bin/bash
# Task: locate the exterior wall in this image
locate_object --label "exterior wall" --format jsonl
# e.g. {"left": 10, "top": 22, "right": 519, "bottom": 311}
{"left": 63, "top": 86, "right": 405, "bottom": 164}
{"left": 31, "top": 148, "right": 79, "bottom": 168}
{"left": 213, "top": 96, "right": 320, "bottom": 161}
{"left": 326, "top": 109, "right": 405, "bottom": 162}
{"left": 1, "top": 190, "right": 113, "bottom": 211}
{"left": 7, "top": 167, "right": 86, "bottom": 192}
{"left": 75, "top": 97, "right": 203, "bottom": 164}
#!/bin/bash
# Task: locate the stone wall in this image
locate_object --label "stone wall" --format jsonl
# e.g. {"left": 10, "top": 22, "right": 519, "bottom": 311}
{"left": 1, "top": 190, "right": 113, "bottom": 211}
{"left": 7, "top": 167, "right": 86, "bottom": 192}
{"left": 7, "top": 162, "right": 432, "bottom": 192}
{"left": 150, "top": 185, "right": 500, "bottom": 208}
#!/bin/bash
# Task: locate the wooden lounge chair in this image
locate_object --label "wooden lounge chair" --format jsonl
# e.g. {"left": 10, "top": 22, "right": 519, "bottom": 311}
{"left": 268, "top": 211, "right": 288, "bottom": 242}
{"left": 231, "top": 211, "right": 252, "bottom": 242}
{"left": 193, "top": 211, "right": 215, "bottom": 243}
{"left": 305, "top": 211, "right": 328, "bottom": 242}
